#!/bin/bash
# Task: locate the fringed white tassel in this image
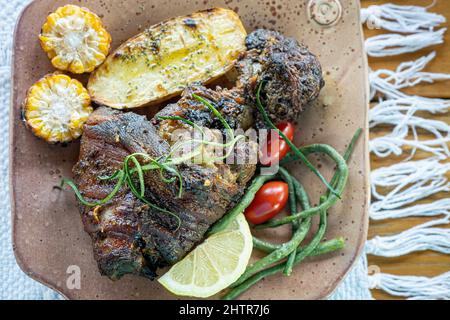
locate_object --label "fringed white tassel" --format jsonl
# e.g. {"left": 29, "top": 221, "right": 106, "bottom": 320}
{"left": 369, "top": 101, "right": 450, "bottom": 159}
{"left": 369, "top": 100, "right": 450, "bottom": 159}
{"left": 366, "top": 215, "right": 450, "bottom": 257}
{"left": 361, "top": 3, "right": 445, "bottom": 33}
{"left": 368, "top": 271, "right": 450, "bottom": 300}
{"left": 362, "top": 2, "right": 450, "bottom": 301}
{"left": 369, "top": 52, "right": 450, "bottom": 99}
{"left": 370, "top": 99, "right": 449, "bottom": 121}
{"left": 371, "top": 199, "right": 450, "bottom": 220}
{"left": 365, "top": 29, "right": 446, "bottom": 57}
{"left": 368, "top": 52, "right": 450, "bottom": 159}
{"left": 371, "top": 158, "right": 450, "bottom": 212}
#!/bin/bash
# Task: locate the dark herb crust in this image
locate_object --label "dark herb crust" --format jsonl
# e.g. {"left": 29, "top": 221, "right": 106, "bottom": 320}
{"left": 237, "top": 29, "right": 325, "bottom": 125}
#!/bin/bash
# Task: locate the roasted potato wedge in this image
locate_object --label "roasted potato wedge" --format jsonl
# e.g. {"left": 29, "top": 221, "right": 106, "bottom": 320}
{"left": 88, "top": 8, "right": 246, "bottom": 109}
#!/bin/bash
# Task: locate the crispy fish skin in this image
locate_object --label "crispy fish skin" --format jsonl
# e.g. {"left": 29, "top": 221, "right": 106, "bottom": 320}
{"left": 73, "top": 106, "right": 255, "bottom": 280}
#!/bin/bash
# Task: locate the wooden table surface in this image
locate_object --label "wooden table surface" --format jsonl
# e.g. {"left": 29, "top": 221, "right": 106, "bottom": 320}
{"left": 362, "top": 0, "right": 450, "bottom": 300}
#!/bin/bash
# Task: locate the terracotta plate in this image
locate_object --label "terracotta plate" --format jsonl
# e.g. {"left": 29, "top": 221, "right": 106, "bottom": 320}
{"left": 11, "top": 0, "right": 369, "bottom": 299}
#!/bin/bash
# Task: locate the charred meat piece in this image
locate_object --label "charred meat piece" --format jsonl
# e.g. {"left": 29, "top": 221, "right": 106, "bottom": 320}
{"left": 236, "top": 29, "right": 325, "bottom": 124}
{"left": 154, "top": 83, "right": 254, "bottom": 138}
{"left": 73, "top": 106, "right": 256, "bottom": 280}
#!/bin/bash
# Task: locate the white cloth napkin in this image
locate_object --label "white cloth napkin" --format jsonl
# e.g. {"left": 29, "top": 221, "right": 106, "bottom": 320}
{"left": 0, "top": 0, "right": 371, "bottom": 300}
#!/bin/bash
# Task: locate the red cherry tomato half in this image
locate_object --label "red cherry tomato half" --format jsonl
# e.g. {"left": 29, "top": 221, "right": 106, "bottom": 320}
{"left": 244, "top": 181, "right": 289, "bottom": 225}
{"left": 260, "top": 122, "right": 295, "bottom": 166}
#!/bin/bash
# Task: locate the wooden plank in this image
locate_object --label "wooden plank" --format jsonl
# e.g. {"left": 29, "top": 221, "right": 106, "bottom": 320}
{"left": 362, "top": 0, "right": 450, "bottom": 300}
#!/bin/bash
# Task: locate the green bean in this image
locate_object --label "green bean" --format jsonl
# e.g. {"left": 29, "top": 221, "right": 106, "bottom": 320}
{"left": 250, "top": 179, "right": 317, "bottom": 253}
{"left": 292, "top": 178, "right": 310, "bottom": 210}
{"left": 343, "top": 128, "right": 363, "bottom": 162}
{"left": 278, "top": 167, "right": 298, "bottom": 228}
{"left": 230, "top": 178, "right": 312, "bottom": 287}
{"left": 251, "top": 176, "right": 311, "bottom": 255}
{"left": 278, "top": 168, "right": 299, "bottom": 274}
{"left": 255, "top": 144, "right": 348, "bottom": 229}
{"left": 253, "top": 236, "right": 344, "bottom": 255}
{"left": 279, "top": 168, "right": 304, "bottom": 275}
{"left": 252, "top": 236, "right": 281, "bottom": 252}
{"left": 207, "top": 173, "right": 277, "bottom": 235}
{"left": 280, "top": 128, "right": 362, "bottom": 197}
{"left": 284, "top": 196, "right": 328, "bottom": 275}
{"left": 264, "top": 129, "right": 360, "bottom": 228}
{"left": 222, "top": 237, "right": 346, "bottom": 300}
{"left": 252, "top": 129, "right": 360, "bottom": 253}
{"left": 283, "top": 138, "right": 350, "bottom": 274}
{"left": 232, "top": 216, "right": 312, "bottom": 287}
{"left": 255, "top": 81, "right": 339, "bottom": 197}
{"left": 310, "top": 237, "right": 345, "bottom": 255}
{"left": 326, "top": 128, "right": 362, "bottom": 198}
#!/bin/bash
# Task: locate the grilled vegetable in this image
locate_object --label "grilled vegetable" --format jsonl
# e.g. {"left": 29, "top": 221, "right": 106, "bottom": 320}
{"left": 23, "top": 73, "right": 93, "bottom": 143}
{"left": 39, "top": 4, "right": 111, "bottom": 74}
{"left": 88, "top": 8, "right": 247, "bottom": 109}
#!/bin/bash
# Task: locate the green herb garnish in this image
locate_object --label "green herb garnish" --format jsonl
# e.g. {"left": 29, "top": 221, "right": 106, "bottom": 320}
{"left": 255, "top": 81, "right": 339, "bottom": 197}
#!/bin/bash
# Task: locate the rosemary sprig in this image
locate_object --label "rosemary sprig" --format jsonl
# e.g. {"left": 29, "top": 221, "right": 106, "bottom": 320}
{"left": 122, "top": 154, "right": 182, "bottom": 229}
{"left": 61, "top": 153, "right": 182, "bottom": 230}
{"left": 60, "top": 171, "right": 125, "bottom": 207}
{"left": 192, "top": 93, "right": 234, "bottom": 139}
{"left": 63, "top": 95, "right": 242, "bottom": 229}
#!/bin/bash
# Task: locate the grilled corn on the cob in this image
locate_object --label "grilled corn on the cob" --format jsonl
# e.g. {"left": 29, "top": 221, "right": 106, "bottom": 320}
{"left": 39, "top": 5, "right": 111, "bottom": 74}
{"left": 23, "top": 73, "right": 93, "bottom": 143}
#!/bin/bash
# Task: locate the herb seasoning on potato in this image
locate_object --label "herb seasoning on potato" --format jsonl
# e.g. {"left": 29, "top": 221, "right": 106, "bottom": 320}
{"left": 88, "top": 8, "right": 247, "bottom": 109}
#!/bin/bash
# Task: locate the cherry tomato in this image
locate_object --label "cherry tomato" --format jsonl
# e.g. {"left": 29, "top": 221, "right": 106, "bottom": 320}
{"left": 260, "top": 122, "right": 295, "bottom": 166}
{"left": 244, "top": 181, "right": 289, "bottom": 225}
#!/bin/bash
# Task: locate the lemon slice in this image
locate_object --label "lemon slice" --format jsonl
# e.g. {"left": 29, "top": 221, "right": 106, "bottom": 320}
{"left": 158, "top": 213, "right": 252, "bottom": 298}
